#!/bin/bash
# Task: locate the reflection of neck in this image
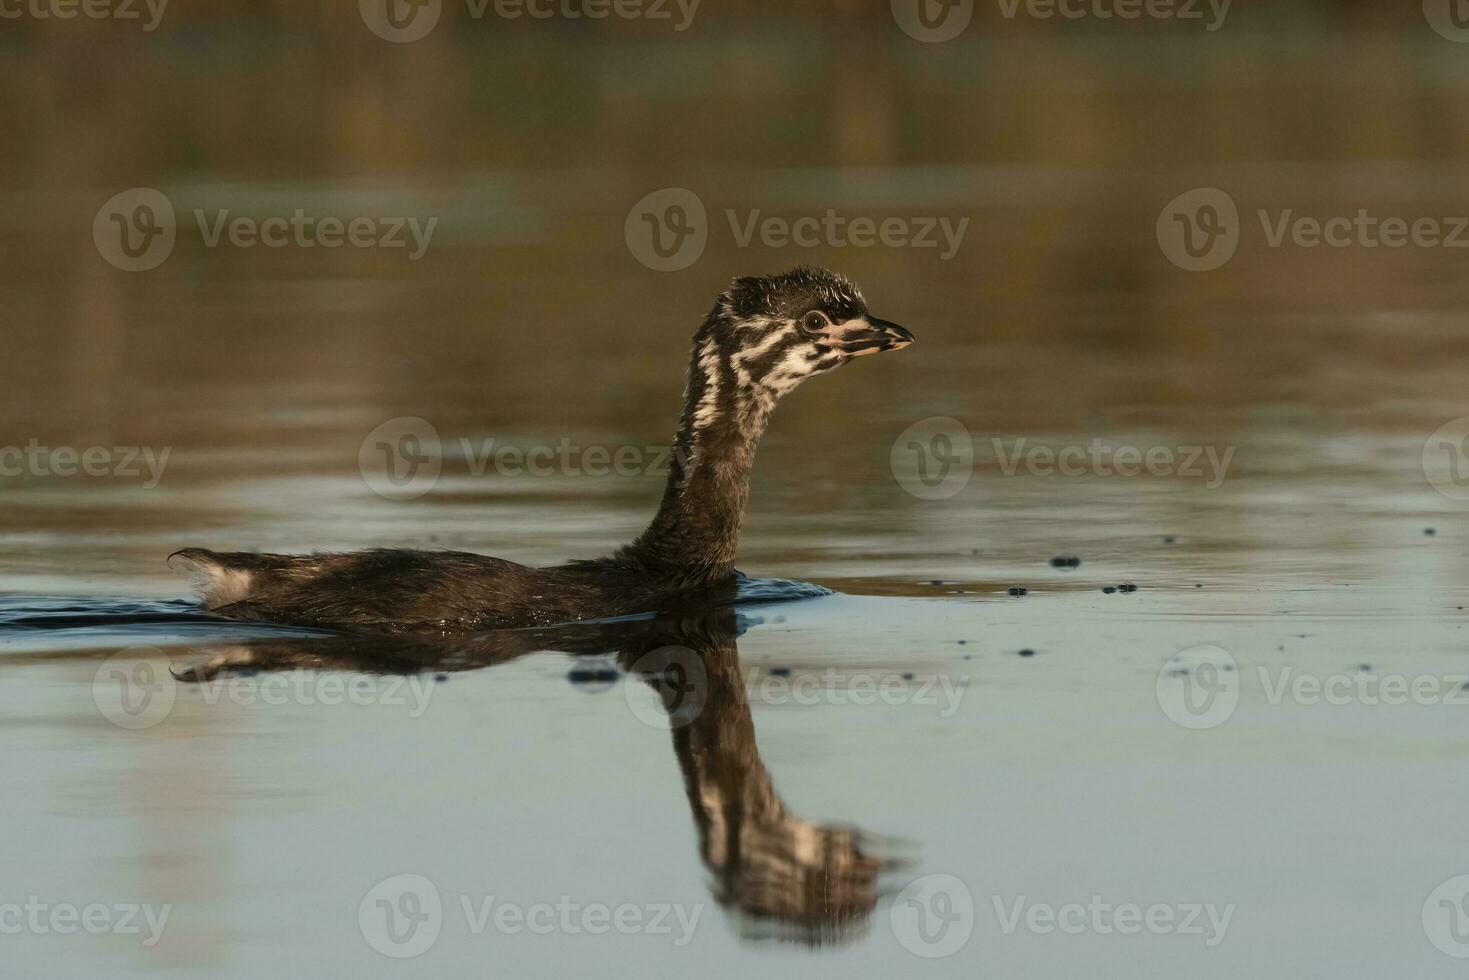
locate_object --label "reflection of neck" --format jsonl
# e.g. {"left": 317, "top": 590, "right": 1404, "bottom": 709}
{"left": 623, "top": 325, "right": 773, "bottom": 585}
{"left": 643, "top": 620, "right": 882, "bottom": 944}
{"left": 671, "top": 638, "right": 787, "bottom": 872}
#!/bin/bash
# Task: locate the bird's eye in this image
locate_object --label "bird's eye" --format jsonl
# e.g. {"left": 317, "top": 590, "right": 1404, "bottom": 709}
{"left": 800, "top": 312, "right": 829, "bottom": 336}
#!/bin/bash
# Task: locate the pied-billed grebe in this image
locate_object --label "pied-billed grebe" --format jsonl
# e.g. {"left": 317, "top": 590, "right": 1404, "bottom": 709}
{"left": 170, "top": 267, "right": 913, "bottom": 631}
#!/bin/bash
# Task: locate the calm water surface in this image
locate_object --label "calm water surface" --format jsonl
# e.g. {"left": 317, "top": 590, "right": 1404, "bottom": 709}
{"left": 3, "top": 22, "right": 1469, "bottom": 980}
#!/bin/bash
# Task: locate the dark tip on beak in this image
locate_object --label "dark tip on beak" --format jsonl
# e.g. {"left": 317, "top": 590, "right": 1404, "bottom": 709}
{"left": 832, "top": 316, "right": 915, "bottom": 357}
{"left": 869, "top": 317, "right": 915, "bottom": 350}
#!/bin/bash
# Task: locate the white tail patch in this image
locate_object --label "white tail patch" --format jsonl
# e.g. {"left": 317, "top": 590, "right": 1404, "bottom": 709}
{"left": 168, "top": 553, "right": 255, "bottom": 608}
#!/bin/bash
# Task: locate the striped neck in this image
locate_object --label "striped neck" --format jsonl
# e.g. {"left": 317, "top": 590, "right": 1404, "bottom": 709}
{"left": 623, "top": 319, "right": 774, "bottom": 584}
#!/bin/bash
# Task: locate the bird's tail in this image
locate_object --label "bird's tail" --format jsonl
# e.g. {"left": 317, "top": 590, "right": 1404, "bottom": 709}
{"left": 167, "top": 548, "right": 291, "bottom": 609}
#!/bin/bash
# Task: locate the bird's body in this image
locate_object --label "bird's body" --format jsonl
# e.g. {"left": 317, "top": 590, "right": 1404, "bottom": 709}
{"left": 170, "top": 547, "right": 724, "bottom": 632}
{"left": 171, "top": 268, "right": 912, "bottom": 632}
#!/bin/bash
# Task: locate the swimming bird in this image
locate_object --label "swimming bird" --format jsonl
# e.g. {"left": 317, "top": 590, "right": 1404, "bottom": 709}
{"left": 170, "top": 267, "right": 913, "bottom": 631}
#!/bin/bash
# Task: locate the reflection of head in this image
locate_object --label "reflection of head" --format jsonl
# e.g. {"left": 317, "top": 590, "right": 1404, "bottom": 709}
{"left": 176, "top": 605, "right": 897, "bottom": 946}
{"left": 708, "top": 817, "right": 888, "bottom": 946}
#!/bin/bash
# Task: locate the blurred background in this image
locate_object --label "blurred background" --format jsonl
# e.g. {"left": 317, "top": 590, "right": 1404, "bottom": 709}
{"left": 2, "top": 1, "right": 1468, "bottom": 593}
{"left": 3, "top": 0, "right": 1468, "bottom": 595}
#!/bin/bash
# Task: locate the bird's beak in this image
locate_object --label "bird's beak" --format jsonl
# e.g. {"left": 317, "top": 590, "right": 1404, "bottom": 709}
{"left": 835, "top": 316, "right": 916, "bottom": 357}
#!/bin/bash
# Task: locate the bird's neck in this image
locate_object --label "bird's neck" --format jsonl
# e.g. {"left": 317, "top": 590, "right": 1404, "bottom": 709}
{"left": 623, "top": 326, "right": 774, "bottom": 585}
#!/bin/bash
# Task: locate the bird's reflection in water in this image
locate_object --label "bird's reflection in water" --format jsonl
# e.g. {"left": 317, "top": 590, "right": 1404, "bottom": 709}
{"left": 173, "top": 605, "right": 907, "bottom": 946}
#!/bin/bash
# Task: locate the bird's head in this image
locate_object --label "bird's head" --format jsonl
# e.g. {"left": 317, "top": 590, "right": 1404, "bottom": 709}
{"left": 693, "top": 267, "right": 914, "bottom": 414}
